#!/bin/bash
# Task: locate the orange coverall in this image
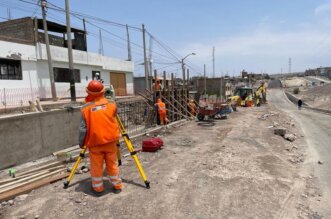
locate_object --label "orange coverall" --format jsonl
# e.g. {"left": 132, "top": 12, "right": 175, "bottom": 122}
{"left": 79, "top": 96, "right": 122, "bottom": 192}
{"left": 188, "top": 100, "right": 197, "bottom": 116}
{"left": 156, "top": 99, "right": 166, "bottom": 125}
{"left": 152, "top": 81, "right": 161, "bottom": 92}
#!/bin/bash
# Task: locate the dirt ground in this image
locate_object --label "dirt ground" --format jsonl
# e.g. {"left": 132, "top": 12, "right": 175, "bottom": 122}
{"left": 283, "top": 77, "right": 308, "bottom": 87}
{"left": 0, "top": 105, "right": 323, "bottom": 219}
{"left": 298, "top": 83, "right": 331, "bottom": 111}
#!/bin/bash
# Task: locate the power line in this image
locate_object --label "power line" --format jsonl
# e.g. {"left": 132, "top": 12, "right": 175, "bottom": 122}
{"left": 8, "top": 0, "right": 197, "bottom": 74}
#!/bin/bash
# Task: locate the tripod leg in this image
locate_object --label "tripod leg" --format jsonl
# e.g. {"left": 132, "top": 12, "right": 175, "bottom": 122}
{"left": 117, "top": 142, "right": 122, "bottom": 166}
{"left": 123, "top": 136, "right": 150, "bottom": 189}
{"left": 63, "top": 147, "right": 87, "bottom": 189}
{"left": 116, "top": 115, "right": 150, "bottom": 189}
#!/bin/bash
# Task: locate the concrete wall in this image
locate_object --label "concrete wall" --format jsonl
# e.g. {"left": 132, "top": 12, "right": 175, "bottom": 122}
{"left": 192, "top": 78, "right": 227, "bottom": 97}
{"left": 0, "top": 17, "right": 35, "bottom": 45}
{"left": 0, "top": 108, "right": 81, "bottom": 169}
{"left": 36, "top": 43, "right": 134, "bottom": 73}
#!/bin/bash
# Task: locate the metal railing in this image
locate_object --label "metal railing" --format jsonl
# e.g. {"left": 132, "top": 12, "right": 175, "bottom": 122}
{"left": 0, "top": 86, "right": 86, "bottom": 108}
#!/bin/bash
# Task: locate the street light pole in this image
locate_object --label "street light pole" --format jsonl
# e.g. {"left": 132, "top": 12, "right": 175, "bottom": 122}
{"left": 181, "top": 52, "right": 196, "bottom": 84}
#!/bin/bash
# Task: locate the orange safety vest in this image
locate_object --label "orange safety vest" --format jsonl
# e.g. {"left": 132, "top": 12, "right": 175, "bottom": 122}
{"left": 156, "top": 101, "right": 166, "bottom": 114}
{"left": 81, "top": 97, "right": 120, "bottom": 148}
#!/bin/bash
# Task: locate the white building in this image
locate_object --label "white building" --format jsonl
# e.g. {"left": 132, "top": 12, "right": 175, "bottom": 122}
{"left": 0, "top": 17, "right": 134, "bottom": 106}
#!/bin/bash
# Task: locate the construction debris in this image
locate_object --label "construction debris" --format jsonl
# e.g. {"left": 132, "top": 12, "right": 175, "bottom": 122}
{"left": 284, "top": 133, "right": 296, "bottom": 142}
{"left": 15, "top": 194, "right": 28, "bottom": 202}
{"left": 274, "top": 127, "right": 287, "bottom": 136}
{"left": 0, "top": 161, "right": 68, "bottom": 202}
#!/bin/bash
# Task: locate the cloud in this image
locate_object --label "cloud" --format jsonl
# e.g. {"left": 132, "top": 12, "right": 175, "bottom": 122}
{"left": 315, "top": 2, "right": 331, "bottom": 15}
{"left": 180, "top": 4, "right": 331, "bottom": 75}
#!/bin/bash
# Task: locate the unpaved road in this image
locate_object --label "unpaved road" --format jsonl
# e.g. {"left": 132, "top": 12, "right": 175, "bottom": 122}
{"left": 1, "top": 103, "right": 321, "bottom": 218}
{"left": 269, "top": 89, "right": 331, "bottom": 216}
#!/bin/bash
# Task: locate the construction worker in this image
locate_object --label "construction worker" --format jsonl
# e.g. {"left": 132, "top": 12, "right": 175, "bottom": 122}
{"left": 79, "top": 80, "right": 122, "bottom": 195}
{"left": 246, "top": 93, "right": 253, "bottom": 107}
{"left": 152, "top": 78, "right": 161, "bottom": 93}
{"left": 152, "top": 78, "right": 162, "bottom": 102}
{"left": 255, "top": 90, "right": 261, "bottom": 107}
{"left": 155, "top": 97, "right": 167, "bottom": 125}
{"left": 188, "top": 99, "right": 197, "bottom": 116}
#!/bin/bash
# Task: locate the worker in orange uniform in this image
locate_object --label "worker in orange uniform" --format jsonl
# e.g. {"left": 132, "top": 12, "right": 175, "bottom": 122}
{"left": 155, "top": 97, "right": 167, "bottom": 125}
{"left": 79, "top": 80, "right": 122, "bottom": 195}
{"left": 152, "top": 78, "right": 161, "bottom": 93}
{"left": 152, "top": 78, "right": 162, "bottom": 102}
{"left": 188, "top": 99, "right": 197, "bottom": 116}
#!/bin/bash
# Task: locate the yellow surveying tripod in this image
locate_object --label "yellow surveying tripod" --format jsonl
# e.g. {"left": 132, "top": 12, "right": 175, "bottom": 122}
{"left": 63, "top": 115, "right": 150, "bottom": 189}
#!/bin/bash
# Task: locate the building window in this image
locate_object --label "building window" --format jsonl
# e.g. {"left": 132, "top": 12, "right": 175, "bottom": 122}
{"left": 92, "top": 71, "right": 101, "bottom": 80}
{"left": 53, "top": 67, "right": 81, "bottom": 83}
{"left": 0, "top": 58, "right": 22, "bottom": 80}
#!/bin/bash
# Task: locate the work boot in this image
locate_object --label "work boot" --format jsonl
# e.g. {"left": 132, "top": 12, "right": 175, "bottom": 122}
{"left": 113, "top": 188, "right": 122, "bottom": 194}
{"left": 91, "top": 188, "right": 104, "bottom": 197}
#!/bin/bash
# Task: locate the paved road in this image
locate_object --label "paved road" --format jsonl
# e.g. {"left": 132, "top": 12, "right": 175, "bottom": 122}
{"left": 268, "top": 89, "right": 331, "bottom": 216}
{"left": 268, "top": 79, "right": 282, "bottom": 88}
{"left": 306, "top": 76, "right": 330, "bottom": 84}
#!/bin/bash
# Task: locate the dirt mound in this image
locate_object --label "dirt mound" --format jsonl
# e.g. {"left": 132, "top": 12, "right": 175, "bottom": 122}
{"left": 284, "top": 77, "right": 308, "bottom": 87}
{"left": 303, "top": 83, "right": 331, "bottom": 96}
{"left": 300, "top": 84, "right": 331, "bottom": 110}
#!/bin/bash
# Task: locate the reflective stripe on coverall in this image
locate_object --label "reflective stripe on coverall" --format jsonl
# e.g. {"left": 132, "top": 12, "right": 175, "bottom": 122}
{"left": 80, "top": 97, "right": 122, "bottom": 192}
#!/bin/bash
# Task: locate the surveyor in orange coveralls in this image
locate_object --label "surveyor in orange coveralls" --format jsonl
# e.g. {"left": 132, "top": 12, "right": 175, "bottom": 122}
{"left": 79, "top": 80, "right": 122, "bottom": 195}
{"left": 155, "top": 97, "right": 168, "bottom": 125}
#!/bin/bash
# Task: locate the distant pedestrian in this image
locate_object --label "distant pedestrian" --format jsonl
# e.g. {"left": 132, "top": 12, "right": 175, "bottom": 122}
{"left": 298, "top": 99, "right": 303, "bottom": 110}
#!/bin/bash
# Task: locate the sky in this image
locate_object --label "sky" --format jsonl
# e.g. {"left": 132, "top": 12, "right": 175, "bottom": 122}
{"left": 1, "top": 0, "right": 331, "bottom": 76}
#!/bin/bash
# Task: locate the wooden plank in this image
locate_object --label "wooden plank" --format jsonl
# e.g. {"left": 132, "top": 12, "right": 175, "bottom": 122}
{"left": 52, "top": 145, "right": 80, "bottom": 156}
{"left": 17, "top": 161, "right": 63, "bottom": 177}
{"left": 0, "top": 170, "right": 48, "bottom": 186}
{"left": 0, "top": 165, "right": 65, "bottom": 186}
{"left": 0, "top": 171, "right": 68, "bottom": 202}
{"left": 0, "top": 169, "right": 66, "bottom": 194}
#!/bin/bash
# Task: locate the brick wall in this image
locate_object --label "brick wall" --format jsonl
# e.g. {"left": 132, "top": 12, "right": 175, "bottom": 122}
{"left": 0, "top": 17, "right": 35, "bottom": 45}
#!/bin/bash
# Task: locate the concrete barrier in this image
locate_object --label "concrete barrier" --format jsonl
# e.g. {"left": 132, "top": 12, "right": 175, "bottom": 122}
{"left": 0, "top": 108, "right": 81, "bottom": 169}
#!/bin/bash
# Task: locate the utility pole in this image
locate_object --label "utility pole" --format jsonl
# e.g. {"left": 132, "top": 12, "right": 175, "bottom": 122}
{"left": 289, "top": 57, "right": 292, "bottom": 74}
{"left": 7, "top": 8, "right": 11, "bottom": 20}
{"left": 98, "top": 29, "right": 104, "bottom": 55}
{"left": 220, "top": 73, "right": 223, "bottom": 102}
{"left": 149, "top": 36, "right": 153, "bottom": 79}
{"left": 41, "top": 0, "right": 57, "bottom": 101}
{"left": 181, "top": 59, "right": 185, "bottom": 85}
{"left": 65, "top": 0, "right": 76, "bottom": 102}
{"left": 142, "top": 24, "right": 149, "bottom": 90}
{"left": 204, "top": 64, "right": 206, "bottom": 97}
{"left": 212, "top": 46, "right": 215, "bottom": 78}
{"left": 186, "top": 69, "right": 190, "bottom": 87}
{"left": 126, "top": 24, "right": 132, "bottom": 61}
{"left": 82, "top": 18, "right": 87, "bottom": 51}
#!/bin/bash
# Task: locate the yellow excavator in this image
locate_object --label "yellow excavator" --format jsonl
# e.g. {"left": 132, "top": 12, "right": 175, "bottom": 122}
{"left": 228, "top": 82, "right": 267, "bottom": 107}
{"left": 228, "top": 87, "right": 254, "bottom": 107}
